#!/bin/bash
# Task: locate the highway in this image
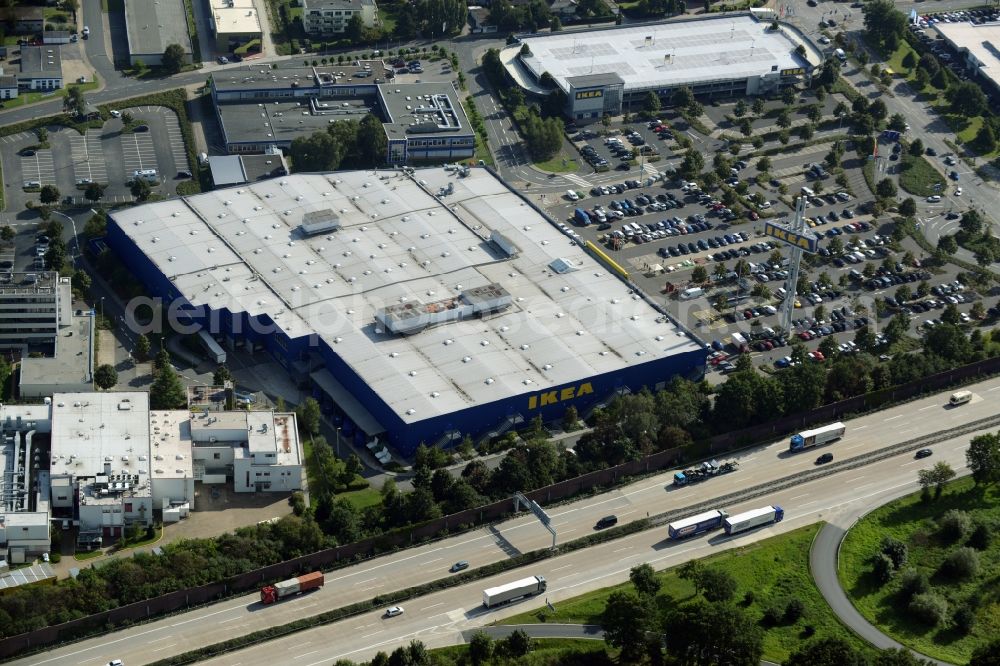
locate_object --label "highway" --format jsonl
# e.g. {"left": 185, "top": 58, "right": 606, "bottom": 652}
{"left": 15, "top": 376, "right": 1000, "bottom": 666}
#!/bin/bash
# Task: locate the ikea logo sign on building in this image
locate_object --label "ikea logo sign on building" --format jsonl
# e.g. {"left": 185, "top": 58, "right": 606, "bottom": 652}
{"left": 528, "top": 382, "right": 594, "bottom": 410}
{"left": 575, "top": 90, "right": 603, "bottom": 100}
{"left": 763, "top": 221, "right": 819, "bottom": 253}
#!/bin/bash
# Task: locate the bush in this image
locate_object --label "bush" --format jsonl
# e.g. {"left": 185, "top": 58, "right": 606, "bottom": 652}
{"left": 953, "top": 605, "right": 976, "bottom": 634}
{"left": 783, "top": 597, "right": 805, "bottom": 624}
{"left": 937, "top": 509, "right": 972, "bottom": 542}
{"left": 872, "top": 552, "right": 896, "bottom": 585}
{"left": 742, "top": 590, "right": 755, "bottom": 607}
{"left": 761, "top": 603, "right": 784, "bottom": 626}
{"left": 968, "top": 520, "right": 993, "bottom": 551}
{"left": 939, "top": 546, "right": 980, "bottom": 580}
{"left": 880, "top": 536, "right": 908, "bottom": 569}
{"left": 909, "top": 592, "right": 948, "bottom": 626}
{"left": 897, "top": 568, "right": 929, "bottom": 602}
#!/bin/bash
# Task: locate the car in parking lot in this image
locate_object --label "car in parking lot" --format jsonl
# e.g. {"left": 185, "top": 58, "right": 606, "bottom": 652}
{"left": 927, "top": 195, "right": 941, "bottom": 203}
{"left": 217, "top": 56, "right": 229, "bottom": 64}
{"left": 19, "top": 148, "right": 36, "bottom": 157}
{"left": 133, "top": 125, "right": 149, "bottom": 132}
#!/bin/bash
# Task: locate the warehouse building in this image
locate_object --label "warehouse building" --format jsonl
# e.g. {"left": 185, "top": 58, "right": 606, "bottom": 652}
{"left": 124, "top": 0, "right": 193, "bottom": 66}
{"left": 210, "top": 65, "right": 475, "bottom": 162}
{"left": 105, "top": 168, "right": 705, "bottom": 455}
{"left": 503, "top": 15, "right": 818, "bottom": 121}
{"left": 17, "top": 46, "right": 62, "bottom": 90}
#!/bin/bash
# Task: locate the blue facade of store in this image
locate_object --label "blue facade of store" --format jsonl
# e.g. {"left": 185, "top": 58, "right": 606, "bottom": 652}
{"left": 108, "top": 220, "right": 706, "bottom": 456}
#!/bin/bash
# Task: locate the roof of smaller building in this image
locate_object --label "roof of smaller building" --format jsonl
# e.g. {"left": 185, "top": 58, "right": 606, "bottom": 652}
{"left": 125, "top": 0, "right": 193, "bottom": 57}
{"left": 148, "top": 410, "right": 194, "bottom": 481}
{"left": 0, "top": 76, "right": 17, "bottom": 89}
{"left": 19, "top": 313, "right": 94, "bottom": 392}
{"left": 935, "top": 21, "right": 1000, "bottom": 89}
{"left": 209, "top": 155, "right": 246, "bottom": 186}
{"left": 240, "top": 152, "right": 288, "bottom": 181}
{"left": 50, "top": 392, "right": 151, "bottom": 480}
{"left": 217, "top": 98, "right": 372, "bottom": 146}
{"left": 380, "top": 83, "right": 473, "bottom": 141}
{"left": 210, "top": 0, "right": 262, "bottom": 36}
{"left": 19, "top": 46, "right": 62, "bottom": 77}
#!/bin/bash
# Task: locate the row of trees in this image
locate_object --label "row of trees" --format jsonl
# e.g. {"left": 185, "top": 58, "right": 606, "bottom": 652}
{"left": 289, "top": 115, "right": 388, "bottom": 171}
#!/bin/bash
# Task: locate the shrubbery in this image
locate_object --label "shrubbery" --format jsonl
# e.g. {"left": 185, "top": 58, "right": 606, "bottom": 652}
{"left": 938, "top": 509, "right": 973, "bottom": 543}
{"left": 939, "top": 546, "right": 980, "bottom": 580}
{"left": 908, "top": 591, "right": 949, "bottom": 626}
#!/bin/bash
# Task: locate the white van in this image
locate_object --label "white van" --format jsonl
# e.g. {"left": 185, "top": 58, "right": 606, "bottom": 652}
{"left": 834, "top": 48, "right": 847, "bottom": 62}
{"left": 801, "top": 186, "right": 815, "bottom": 197}
{"left": 679, "top": 287, "right": 704, "bottom": 300}
{"left": 949, "top": 390, "right": 972, "bottom": 406}
{"left": 133, "top": 169, "right": 158, "bottom": 183}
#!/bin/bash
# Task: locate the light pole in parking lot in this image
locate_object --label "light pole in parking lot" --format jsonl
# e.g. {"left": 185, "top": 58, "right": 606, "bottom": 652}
{"left": 49, "top": 210, "right": 79, "bottom": 264}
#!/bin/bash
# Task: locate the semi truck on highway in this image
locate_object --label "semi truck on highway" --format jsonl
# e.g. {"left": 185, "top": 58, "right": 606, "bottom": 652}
{"left": 667, "top": 509, "right": 728, "bottom": 539}
{"left": 724, "top": 506, "right": 784, "bottom": 536}
{"left": 672, "top": 459, "right": 739, "bottom": 486}
{"left": 482, "top": 575, "right": 547, "bottom": 608}
{"left": 789, "top": 422, "right": 845, "bottom": 452}
{"left": 260, "top": 571, "right": 325, "bottom": 604}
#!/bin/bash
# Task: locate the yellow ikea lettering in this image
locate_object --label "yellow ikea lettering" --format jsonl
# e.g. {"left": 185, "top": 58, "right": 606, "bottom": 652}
{"left": 575, "top": 90, "right": 603, "bottom": 100}
{"left": 528, "top": 382, "right": 594, "bottom": 409}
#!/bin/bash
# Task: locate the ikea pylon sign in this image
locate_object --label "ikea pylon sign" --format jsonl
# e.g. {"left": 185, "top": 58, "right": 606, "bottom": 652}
{"left": 763, "top": 221, "right": 819, "bottom": 253}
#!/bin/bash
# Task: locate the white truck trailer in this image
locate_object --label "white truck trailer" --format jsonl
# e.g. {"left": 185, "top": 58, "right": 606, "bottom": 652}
{"left": 482, "top": 575, "right": 547, "bottom": 608}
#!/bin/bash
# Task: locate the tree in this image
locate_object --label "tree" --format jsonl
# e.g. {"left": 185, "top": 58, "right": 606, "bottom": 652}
{"left": 960, "top": 209, "right": 984, "bottom": 236}
{"left": 296, "top": 397, "right": 322, "bottom": 436}
{"left": 345, "top": 13, "right": 366, "bottom": 43}
{"left": 937, "top": 234, "right": 958, "bottom": 255}
{"left": 39, "top": 184, "right": 60, "bottom": 205}
{"left": 947, "top": 81, "right": 988, "bottom": 117}
{"left": 967, "top": 432, "right": 1000, "bottom": 486}
{"left": 901, "top": 51, "right": 917, "bottom": 72}
{"left": 970, "top": 640, "right": 1000, "bottom": 666}
{"left": 781, "top": 86, "right": 796, "bottom": 106}
{"left": 467, "top": 632, "right": 493, "bottom": 666}
{"left": 212, "top": 364, "right": 233, "bottom": 386}
{"left": 562, "top": 405, "right": 578, "bottom": 431}
{"left": 65, "top": 86, "right": 86, "bottom": 117}
{"left": 134, "top": 334, "right": 151, "bottom": 361}
{"left": 899, "top": 197, "right": 916, "bottom": 217}
{"left": 672, "top": 86, "right": 694, "bottom": 109}
{"left": 909, "top": 592, "right": 948, "bottom": 626}
{"left": 84, "top": 182, "right": 106, "bottom": 203}
{"left": 162, "top": 43, "right": 187, "bottom": 74}
{"left": 691, "top": 265, "right": 708, "bottom": 284}
{"left": 734, "top": 99, "right": 748, "bottom": 118}
{"left": 739, "top": 117, "right": 753, "bottom": 137}
{"left": 149, "top": 363, "right": 186, "bottom": 409}
{"left": 629, "top": 563, "right": 661, "bottom": 598}
{"left": 786, "top": 638, "right": 868, "bottom": 666}
{"left": 679, "top": 150, "right": 704, "bottom": 179}
{"left": 698, "top": 567, "right": 738, "bottom": 602}
{"left": 872, "top": 177, "right": 897, "bottom": 199}
{"left": 94, "top": 364, "right": 118, "bottom": 390}
{"left": 602, "top": 591, "right": 652, "bottom": 662}
{"left": 937, "top": 509, "right": 973, "bottom": 542}
{"left": 130, "top": 178, "right": 151, "bottom": 202}
{"left": 664, "top": 601, "right": 763, "bottom": 666}
{"left": 501, "top": 629, "right": 531, "bottom": 659}
{"left": 0, "top": 226, "right": 13, "bottom": 242}
{"left": 887, "top": 113, "right": 908, "bottom": 132}
{"left": 355, "top": 114, "right": 387, "bottom": 168}
{"left": 881, "top": 536, "right": 908, "bottom": 569}
{"left": 863, "top": 0, "right": 907, "bottom": 50}
{"left": 869, "top": 99, "right": 887, "bottom": 122}
{"left": 975, "top": 122, "right": 998, "bottom": 153}
{"left": 776, "top": 109, "right": 792, "bottom": 129}
{"left": 917, "top": 461, "right": 956, "bottom": 498}
{"left": 645, "top": 91, "right": 661, "bottom": 114}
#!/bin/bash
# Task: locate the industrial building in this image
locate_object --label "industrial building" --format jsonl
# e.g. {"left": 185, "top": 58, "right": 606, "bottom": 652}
{"left": 17, "top": 46, "right": 62, "bottom": 90}
{"left": 301, "top": 0, "right": 379, "bottom": 37}
{"left": 210, "top": 65, "right": 475, "bottom": 162}
{"left": 0, "top": 392, "right": 301, "bottom": 554}
{"left": 105, "top": 168, "right": 705, "bottom": 456}
{"left": 208, "top": 148, "right": 289, "bottom": 188}
{"left": 503, "top": 15, "right": 819, "bottom": 121}
{"left": 208, "top": 0, "right": 262, "bottom": 54}
{"left": 124, "top": 0, "right": 193, "bottom": 66}
{"left": 934, "top": 21, "right": 1000, "bottom": 98}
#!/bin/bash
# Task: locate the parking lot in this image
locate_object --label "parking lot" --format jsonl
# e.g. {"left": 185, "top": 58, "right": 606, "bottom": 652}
{"left": 0, "top": 107, "right": 193, "bottom": 210}
{"left": 542, "top": 93, "right": 1000, "bottom": 375}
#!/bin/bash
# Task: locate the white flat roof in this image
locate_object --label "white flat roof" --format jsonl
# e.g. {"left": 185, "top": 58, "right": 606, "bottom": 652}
{"left": 111, "top": 169, "right": 701, "bottom": 424}
{"left": 148, "top": 410, "right": 194, "bottom": 480}
{"left": 517, "top": 16, "right": 804, "bottom": 93}
{"left": 211, "top": 0, "right": 261, "bottom": 35}
{"left": 936, "top": 21, "right": 1000, "bottom": 88}
{"left": 50, "top": 393, "right": 151, "bottom": 480}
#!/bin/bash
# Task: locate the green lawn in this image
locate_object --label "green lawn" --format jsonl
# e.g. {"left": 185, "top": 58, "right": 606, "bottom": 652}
{"left": 533, "top": 155, "right": 580, "bottom": 174}
{"left": 898, "top": 153, "right": 943, "bottom": 197}
{"left": 74, "top": 549, "right": 103, "bottom": 561}
{"left": 502, "top": 523, "right": 870, "bottom": 664}
{"left": 839, "top": 476, "right": 1000, "bottom": 664}
{"left": 340, "top": 486, "right": 382, "bottom": 510}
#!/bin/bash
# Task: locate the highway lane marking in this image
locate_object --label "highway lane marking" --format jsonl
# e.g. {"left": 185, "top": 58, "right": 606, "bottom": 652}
{"left": 353, "top": 577, "right": 377, "bottom": 586}
{"left": 295, "top": 650, "right": 320, "bottom": 659}
{"left": 919, "top": 404, "right": 937, "bottom": 411}
{"left": 360, "top": 585, "right": 382, "bottom": 592}
{"left": 219, "top": 616, "right": 242, "bottom": 624}
{"left": 885, "top": 415, "right": 904, "bottom": 421}
{"left": 148, "top": 635, "right": 175, "bottom": 642}
{"left": 613, "top": 546, "right": 632, "bottom": 553}
{"left": 420, "top": 603, "right": 444, "bottom": 611}
{"left": 170, "top": 606, "right": 234, "bottom": 627}
{"left": 989, "top": 386, "right": 1000, "bottom": 391}
{"left": 901, "top": 459, "right": 929, "bottom": 467}
{"left": 844, "top": 476, "right": 865, "bottom": 484}
{"left": 152, "top": 644, "right": 177, "bottom": 652}
{"left": 361, "top": 631, "right": 384, "bottom": 639}
{"left": 551, "top": 564, "right": 573, "bottom": 572}
{"left": 422, "top": 558, "right": 442, "bottom": 565}
{"left": 789, "top": 493, "right": 810, "bottom": 501}
{"left": 854, "top": 425, "right": 868, "bottom": 430}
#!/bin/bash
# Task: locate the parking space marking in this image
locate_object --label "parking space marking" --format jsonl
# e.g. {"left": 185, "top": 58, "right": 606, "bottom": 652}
{"left": 69, "top": 131, "right": 108, "bottom": 185}
{"left": 121, "top": 132, "right": 157, "bottom": 176}
{"left": 1, "top": 132, "right": 30, "bottom": 144}
{"left": 20, "top": 151, "right": 55, "bottom": 186}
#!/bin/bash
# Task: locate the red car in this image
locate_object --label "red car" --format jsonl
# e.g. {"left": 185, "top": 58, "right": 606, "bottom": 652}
{"left": 809, "top": 350, "right": 826, "bottom": 362}
{"left": 798, "top": 331, "right": 812, "bottom": 341}
{"left": 749, "top": 211, "right": 760, "bottom": 220}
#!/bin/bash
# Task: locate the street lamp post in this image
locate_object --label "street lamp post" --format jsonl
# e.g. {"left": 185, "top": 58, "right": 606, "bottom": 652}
{"left": 335, "top": 427, "right": 341, "bottom": 459}
{"left": 99, "top": 296, "right": 105, "bottom": 320}
{"left": 50, "top": 210, "right": 79, "bottom": 264}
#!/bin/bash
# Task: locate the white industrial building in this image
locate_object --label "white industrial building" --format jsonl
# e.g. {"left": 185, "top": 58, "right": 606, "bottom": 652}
{"left": 0, "top": 391, "right": 302, "bottom": 553}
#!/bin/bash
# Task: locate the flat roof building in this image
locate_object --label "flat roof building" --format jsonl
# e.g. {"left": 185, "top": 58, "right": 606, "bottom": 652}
{"left": 209, "top": 0, "right": 262, "bottom": 54}
{"left": 18, "top": 46, "right": 62, "bottom": 90}
{"left": 302, "top": 0, "right": 378, "bottom": 37}
{"left": 124, "top": 0, "right": 193, "bottom": 66}
{"left": 211, "top": 65, "right": 475, "bottom": 163}
{"left": 0, "top": 272, "right": 69, "bottom": 350}
{"left": 106, "top": 168, "right": 705, "bottom": 455}
{"left": 935, "top": 21, "right": 1000, "bottom": 97}
{"left": 504, "top": 15, "right": 819, "bottom": 121}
